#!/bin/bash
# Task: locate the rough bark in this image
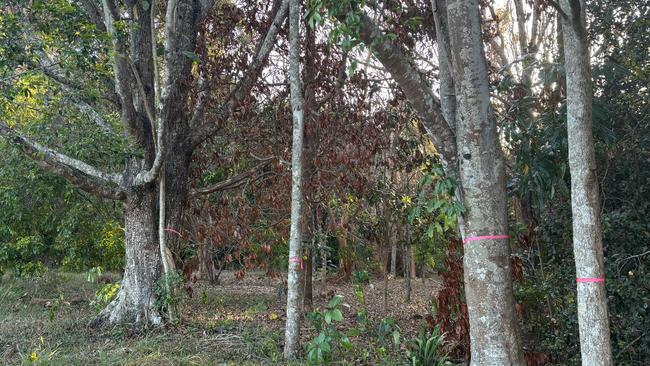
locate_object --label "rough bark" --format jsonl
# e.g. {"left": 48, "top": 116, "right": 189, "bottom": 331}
{"left": 446, "top": 1, "right": 525, "bottom": 364}
{"left": 283, "top": 0, "right": 305, "bottom": 357}
{"left": 432, "top": 0, "right": 457, "bottom": 129}
{"left": 91, "top": 183, "right": 162, "bottom": 326}
{"left": 560, "top": 1, "right": 613, "bottom": 364}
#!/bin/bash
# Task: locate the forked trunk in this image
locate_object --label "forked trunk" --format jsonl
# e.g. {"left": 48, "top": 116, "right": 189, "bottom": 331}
{"left": 91, "top": 184, "right": 162, "bottom": 326}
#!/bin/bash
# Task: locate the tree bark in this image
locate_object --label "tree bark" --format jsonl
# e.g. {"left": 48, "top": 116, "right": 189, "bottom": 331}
{"left": 560, "top": 1, "right": 613, "bottom": 364}
{"left": 91, "top": 182, "right": 162, "bottom": 326}
{"left": 283, "top": 0, "right": 305, "bottom": 358}
{"left": 303, "top": 249, "right": 313, "bottom": 312}
{"left": 390, "top": 242, "right": 397, "bottom": 276}
{"left": 445, "top": 1, "right": 525, "bottom": 364}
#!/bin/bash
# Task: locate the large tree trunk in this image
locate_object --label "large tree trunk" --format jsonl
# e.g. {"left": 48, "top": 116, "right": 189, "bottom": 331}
{"left": 445, "top": 1, "right": 525, "bottom": 364}
{"left": 91, "top": 183, "right": 162, "bottom": 326}
{"left": 560, "top": 1, "right": 613, "bottom": 364}
{"left": 164, "top": 146, "right": 193, "bottom": 267}
{"left": 283, "top": 0, "right": 305, "bottom": 357}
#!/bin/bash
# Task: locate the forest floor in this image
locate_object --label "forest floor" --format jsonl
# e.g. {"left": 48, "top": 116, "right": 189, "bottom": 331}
{"left": 0, "top": 271, "right": 439, "bottom": 365}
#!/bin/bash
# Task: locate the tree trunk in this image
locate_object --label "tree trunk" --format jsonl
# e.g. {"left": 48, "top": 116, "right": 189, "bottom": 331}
{"left": 164, "top": 146, "right": 192, "bottom": 268}
{"left": 320, "top": 245, "right": 327, "bottom": 283}
{"left": 283, "top": 0, "right": 305, "bottom": 357}
{"left": 303, "top": 249, "right": 313, "bottom": 312}
{"left": 390, "top": 242, "right": 397, "bottom": 276}
{"left": 405, "top": 242, "right": 412, "bottom": 303}
{"left": 560, "top": 1, "right": 613, "bottom": 364}
{"left": 410, "top": 247, "right": 417, "bottom": 279}
{"left": 445, "top": 1, "right": 525, "bottom": 364}
{"left": 91, "top": 183, "right": 162, "bottom": 326}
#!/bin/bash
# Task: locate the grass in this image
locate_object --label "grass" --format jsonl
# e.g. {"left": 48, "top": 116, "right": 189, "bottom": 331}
{"left": 0, "top": 271, "right": 429, "bottom": 365}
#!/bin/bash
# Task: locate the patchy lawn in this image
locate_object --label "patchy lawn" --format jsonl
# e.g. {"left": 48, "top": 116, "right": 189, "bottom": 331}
{"left": 0, "top": 271, "right": 439, "bottom": 365}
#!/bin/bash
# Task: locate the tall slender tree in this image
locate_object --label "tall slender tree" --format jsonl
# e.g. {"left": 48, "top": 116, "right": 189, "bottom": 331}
{"left": 559, "top": 1, "right": 613, "bottom": 364}
{"left": 284, "top": 0, "right": 305, "bottom": 357}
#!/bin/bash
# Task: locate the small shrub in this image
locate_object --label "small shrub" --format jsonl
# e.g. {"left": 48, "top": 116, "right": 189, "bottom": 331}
{"left": 91, "top": 283, "right": 120, "bottom": 311}
{"left": 405, "top": 325, "right": 454, "bottom": 366}
{"left": 305, "top": 294, "right": 351, "bottom": 365}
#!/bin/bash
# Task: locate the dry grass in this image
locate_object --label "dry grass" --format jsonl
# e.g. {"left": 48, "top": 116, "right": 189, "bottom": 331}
{"left": 0, "top": 271, "right": 438, "bottom": 365}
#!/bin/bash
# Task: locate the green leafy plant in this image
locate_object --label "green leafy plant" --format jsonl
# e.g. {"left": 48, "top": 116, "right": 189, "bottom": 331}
{"left": 374, "top": 317, "right": 401, "bottom": 350}
{"left": 154, "top": 270, "right": 184, "bottom": 321}
{"left": 85, "top": 266, "right": 104, "bottom": 283}
{"left": 91, "top": 283, "right": 120, "bottom": 311}
{"left": 305, "top": 294, "right": 351, "bottom": 365}
{"left": 406, "top": 325, "right": 454, "bottom": 366}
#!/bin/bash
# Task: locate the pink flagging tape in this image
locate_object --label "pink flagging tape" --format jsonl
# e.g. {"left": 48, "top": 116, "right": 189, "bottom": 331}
{"left": 463, "top": 235, "right": 509, "bottom": 244}
{"left": 576, "top": 277, "right": 605, "bottom": 283}
{"left": 289, "top": 256, "right": 304, "bottom": 270}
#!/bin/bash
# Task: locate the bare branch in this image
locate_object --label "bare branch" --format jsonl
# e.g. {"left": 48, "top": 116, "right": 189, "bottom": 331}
{"left": 547, "top": 0, "right": 568, "bottom": 19}
{"left": 350, "top": 10, "right": 458, "bottom": 168}
{"left": 0, "top": 121, "right": 125, "bottom": 200}
{"left": 102, "top": 0, "right": 140, "bottom": 140}
{"left": 190, "top": 160, "right": 272, "bottom": 196}
{"left": 190, "top": 0, "right": 290, "bottom": 146}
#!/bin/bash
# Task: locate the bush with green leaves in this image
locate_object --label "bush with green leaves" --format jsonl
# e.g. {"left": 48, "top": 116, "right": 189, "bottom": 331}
{"left": 305, "top": 294, "right": 351, "bottom": 365}
{"left": 91, "top": 283, "right": 120, "bottom": 312}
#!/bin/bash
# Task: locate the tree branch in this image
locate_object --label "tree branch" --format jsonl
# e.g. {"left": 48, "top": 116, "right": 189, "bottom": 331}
{"left": 190, "top": 0, "right": 289, "bottom": 147}
{"left": 547, "top": 0, "right": 568, "bottom": 19}
{"left": 347, "top": 9, "right": 458, "bottom": 168}
{"left": 190, "top": 160, "right": 272, "bottom": 197}
{"left": 0, "top": 121, "right": 125, "bottom": 200}
{"left": 78, "top": 0, "right": 107, "bottom": 33}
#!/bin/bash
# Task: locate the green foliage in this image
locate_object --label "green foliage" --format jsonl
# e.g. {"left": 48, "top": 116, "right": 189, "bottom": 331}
{"left": 405, "top": 325, "right": 454, "bottom": 366}
{"left": 154, "top": 271, "right": 185, "bottom": 321}
{"left": 305, "top": 294, "right": 350, "bottom": 365}
{"left": 373, "top": 317, "right": 401, "bottom": 350}
{"left": 91, "top": 283, "right": 120, "bottom": 312}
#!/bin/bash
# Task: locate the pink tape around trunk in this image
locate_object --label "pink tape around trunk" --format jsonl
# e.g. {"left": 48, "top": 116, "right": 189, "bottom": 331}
{"left": 463, "top": 235, "right": 510, "bottom": 244}
{"left": 576, "top": 277, "right": 605, "bottom": 283}
{"left": 289, "top": 256, "right": 304, "bottom": 270}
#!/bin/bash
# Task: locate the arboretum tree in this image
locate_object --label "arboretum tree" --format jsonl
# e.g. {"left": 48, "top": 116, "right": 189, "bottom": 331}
{"left": 310, "top": 0, "right": 524, "bottom": 362}
{"left": 559, "top": 0, "right": 613, "bottom": 364}
{"left": 283, "top": 0, "right": 305, "bottom": 357}
{"left": 0, "top": 0, "right": 288, "bottom": 325}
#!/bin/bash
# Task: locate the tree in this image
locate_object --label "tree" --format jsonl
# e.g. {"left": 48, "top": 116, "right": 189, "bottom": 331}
{"left": 316, "top": 1, "right": 524, "bottom": 362}
{"left": 283, "top": 0, "right": 306, "bottom": 357}
{"left": 442, "top": 0, "right": 524, "bottom": 363}
{"left": 559, "top": 0, "right": 613, "bottom": 364}
{"left": 0, "top": 0, "right": 289, "bottom": 325}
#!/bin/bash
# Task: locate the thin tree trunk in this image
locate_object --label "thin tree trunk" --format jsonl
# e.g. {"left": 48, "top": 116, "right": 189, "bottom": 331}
{"left": 445, "top": 1, "right": 525, "bottom": 364}
{"left": 410, "top": 246, "right": 417, "bottom": 279}
{"left": 390, "top": 242, "right": 397, "bottom": 276}
{"left": 560, "top": 1, "right": 613, "bottom": 364}
{"left": 405, "top": 233, "right": 412, "bottom": 302}
{"left": 320, "top": 240, "right": 327, "bottom": 284}
{"left": 283, "top": 0, "right": 305, "bottom": 357}
{"left": 303, "top": 249, "right": 313, "bottom": 312}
